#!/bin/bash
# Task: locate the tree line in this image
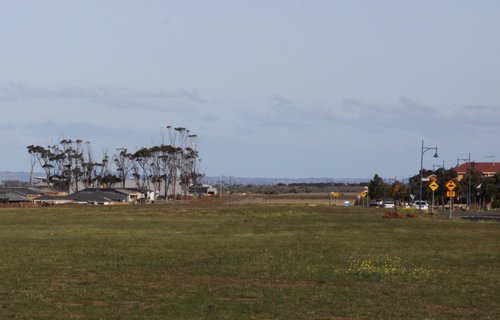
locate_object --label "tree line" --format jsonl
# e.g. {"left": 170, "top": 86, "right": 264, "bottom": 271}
{"left": 26, "top": 126, "right": 202, "bottom": 200}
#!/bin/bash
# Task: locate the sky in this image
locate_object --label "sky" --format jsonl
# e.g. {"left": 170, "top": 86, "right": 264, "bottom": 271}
{"left": 1, "top": 0, "right": 499, "bottom": 179}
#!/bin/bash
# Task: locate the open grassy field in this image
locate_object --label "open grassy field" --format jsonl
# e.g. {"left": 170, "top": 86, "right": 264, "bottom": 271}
{"left": 0, "top": 203, "right": 499, "bottom": 319}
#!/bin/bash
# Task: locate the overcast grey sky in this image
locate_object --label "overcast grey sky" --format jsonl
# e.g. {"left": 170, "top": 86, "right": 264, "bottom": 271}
{"left": 1, "top": 1, "right": 499, "bottom": 179}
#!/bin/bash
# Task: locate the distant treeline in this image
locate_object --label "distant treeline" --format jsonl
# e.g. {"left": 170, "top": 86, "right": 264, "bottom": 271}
{"left": 231, "top": 182, "right": 366, "bottom": 194}
{"left": 26, "top": 125, "right": 202, "bottom": 200}
{"left": 1, "top": 180, "right": 30, "bottom": 188}
{"left": 283, "top": 182, "right": 368, "bottom": 187}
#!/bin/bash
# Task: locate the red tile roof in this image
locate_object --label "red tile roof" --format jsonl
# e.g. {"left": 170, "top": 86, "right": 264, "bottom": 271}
{"left": 454, "top": 162, "right": 500, "bottom": 174}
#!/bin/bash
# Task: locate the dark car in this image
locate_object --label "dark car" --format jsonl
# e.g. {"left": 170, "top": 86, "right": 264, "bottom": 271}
{"left": 369, "top": 200, "right": 383, "bottom": 207}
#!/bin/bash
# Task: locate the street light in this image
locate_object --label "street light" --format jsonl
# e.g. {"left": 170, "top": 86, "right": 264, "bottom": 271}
{"left": 419, "top": 140, "right": 438, "bottom": 211}
{"left": 433, "top": 161, "right": 445, "bottom": 211}
{"left": 383, "top": 177, "right": 397, "bottom": 203}
{"left": 430, "top": 162, "right": 445, "bottom": 212}
{"left": 457, "top": 153, "right": 471, "bottom": 210}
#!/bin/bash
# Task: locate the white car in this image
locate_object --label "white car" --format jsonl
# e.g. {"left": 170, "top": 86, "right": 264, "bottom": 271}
{"left": 412, "top": 200, "right": 429, "bottom": 210}
{"left": 383, "top": 200, "right": 395, "bottom": 209}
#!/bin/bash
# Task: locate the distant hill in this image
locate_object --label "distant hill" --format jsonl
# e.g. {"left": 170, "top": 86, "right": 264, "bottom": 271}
{"left": 0, "top": 171, "right": 40, "bottom": 182}
{"left": 0, "top": 171, "right": 369, "bottom": 186}
{"left": 201, "top": 176, "right": 369, "bottom": 185}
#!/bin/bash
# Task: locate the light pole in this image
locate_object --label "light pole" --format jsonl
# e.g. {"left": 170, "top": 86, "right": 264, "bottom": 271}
{"left": 432, "top": 160, "right": 445, "bottom": 211}
{"left": 457, "top": 153, "right": 471, "bottom": 210}
{"left": 419, "top": 140, "right": 438, "bottom": 211}
{"left": 383, "top": 177, "right": 397, "bottom": 204}
{"left": 431, "top": 162, "right": 444, "bottom": 212}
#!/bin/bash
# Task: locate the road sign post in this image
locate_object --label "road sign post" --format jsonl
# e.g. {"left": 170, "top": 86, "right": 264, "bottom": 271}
{"left": 330, "top": 192, "right": 340, "bottom": 206}
{"left": 429, "top": 181, "right": 439, "bottom": 214}
{"left": 450, "top": 197, "right": 454, "bottom": 218}
{"left": 446, "top": 180, "right": 456, "bottom": 218}
{"left": 360, "top": 191, "right": 367, "bottom": 207}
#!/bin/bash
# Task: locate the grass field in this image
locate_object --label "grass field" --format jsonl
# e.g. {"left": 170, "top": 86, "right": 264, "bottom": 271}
{"left": 0, "top": 203, "right": 499, "bottom": 319}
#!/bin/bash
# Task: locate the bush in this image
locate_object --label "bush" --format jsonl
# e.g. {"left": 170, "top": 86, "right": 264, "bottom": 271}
{"left": 492, "top": 199, "right": 500, "bottom": 209}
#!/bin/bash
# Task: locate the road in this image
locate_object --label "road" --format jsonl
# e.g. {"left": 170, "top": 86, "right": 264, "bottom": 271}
{"left": 436, "top": 209, "right": 500, "bottom": 222}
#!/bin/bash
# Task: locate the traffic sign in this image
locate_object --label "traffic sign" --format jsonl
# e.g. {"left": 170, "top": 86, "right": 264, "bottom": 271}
{"left": 429, "top": 181, "right": 439, "bottom": 191}
{"left": 447, "top": 191, "right": 456, "bottom": 197}
{"left": 446, "top": 180, "right": 457, "bottom": 191}
{"left": 331, "top": 192, "right": 340, "bottom": 197}
{"left": 360, "top": 191, "right": 367, "bottom": 198}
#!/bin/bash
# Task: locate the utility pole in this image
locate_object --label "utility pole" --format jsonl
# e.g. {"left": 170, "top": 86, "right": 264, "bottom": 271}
{"left": 419, "top": 140, "right": 439, "bottom": 212}
{"left": 457, "top": 154, "right": 472, "bottom": 210}
{"left": 228, "top": 176, "right": 232, "bottom": 205}
{"left": 219, "top": 176, "right": 223, "bottom": 199}
{"left": 433, "top": 160, "right": 445, "bottom": 211}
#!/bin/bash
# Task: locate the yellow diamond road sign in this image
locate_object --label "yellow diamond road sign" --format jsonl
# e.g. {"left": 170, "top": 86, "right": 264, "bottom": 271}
{"left": 446, "top": 180, "right": 457, "bottom": 191}
{"left": 360, "top": 191, "right": 367, "bottom": 198}
{"left": 429, "top": 181, "right": 439, "bottom": 191}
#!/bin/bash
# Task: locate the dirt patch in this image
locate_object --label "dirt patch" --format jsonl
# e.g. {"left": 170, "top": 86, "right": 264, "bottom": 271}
{"left": 306, "top": 317, "right": 360, "bottom": 320}
{"left": 0, "top": 202, "right": 41, "bottom": 208}
{"left": 54, "top": 273, "right": 97, "bottom": 286}
{"left": 63, "top": 302, "right": 83, "bottom": 308}
{"left": 382, "top": 211, "right": 417, "bottom": 219}
{"left": 218, "top": 296, "right": 260, "bottom": 302}
{"left": 152, "top": 273, "right": 348, "bottom": 289}
{"left": 420, "top": 304, "right": 478, "bottom": 316}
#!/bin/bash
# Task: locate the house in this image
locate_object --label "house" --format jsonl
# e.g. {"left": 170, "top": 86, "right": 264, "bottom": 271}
{"left": 5, "top": 188, "right": 44, "bottom": 199}
{"left": 454, "top": 162, "right": 500, "bottom": 181}
{"left": 35, "top": 188, "right": 129, "bottom": 205}
{"left": 67, "top": 189, "right": 129, "bottom": 205}
{"left": 0, "top": 189, "right": 30, "bottom": 203}
{"left": 33, "top": 187, "right": 68, "bottom": 197}
{"left": 33, "top": 187, "right": 154, "bottom": 205}
{"left": 0, "top": 187, "right": 49, "bottom": 203}
{"left": 112, "top": 188, "right": 145, "bottom": 203}
{"left": 188, "top": 184, "right": 218, "bottom": 196}
{"left": 33, "top": 194, "right": 73, "bottom": 205}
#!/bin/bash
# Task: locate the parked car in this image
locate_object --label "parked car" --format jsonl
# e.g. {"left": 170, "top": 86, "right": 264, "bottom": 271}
{"left": 383, "top": 200, "right": 395, "bottom": 209}
{"left": 369, "top": 199, "right": 383, "bottom": 207}
{"left": 412, "top": 200, "right": 429, "bottom": 210}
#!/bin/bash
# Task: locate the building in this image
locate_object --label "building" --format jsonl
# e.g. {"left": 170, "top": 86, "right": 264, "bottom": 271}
{"left": 112, "top": 188, "right": 147, "bottom": 203}
{"left": 34, "top": 188, "right": 139, "bottom": 205}
{"left": 1, "top": 181, "right": 216, "bottom": 205}
{"left": 33, "top": 188, "right": 156, "bottom": 205}
{"left": 454, "top": 162, "right": 500, "bottom": 181}
{"left": 67, "top": 189, "right": 129, "bottom": 205}
{"left": 0, "top": 187, "right": 52, "bottom": 203}
{"left": 0, "top": 189, "right": 30, "bottom": 203}
{"left": 188, "top": 184, "right": 218, "bottom": 196}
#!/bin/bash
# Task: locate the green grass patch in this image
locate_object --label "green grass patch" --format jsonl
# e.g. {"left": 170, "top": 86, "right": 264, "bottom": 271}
{"left": 0, "top": 204, "right": 499, "bottom": 319}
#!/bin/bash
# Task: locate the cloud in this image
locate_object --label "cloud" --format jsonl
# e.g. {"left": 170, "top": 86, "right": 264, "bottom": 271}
{"left": 24, "top": 120, "right": 135, "bottom": 139}
{"left": 0, "top": 83, "right": 206, "bottom": 113}
{"left": 0, "top": 123, "right": 16, "bottom": 132}
{"left": 444, "top": 105, "right": 500, "bottom": 128}
{"left": 239, "top": 95, "right": 500, "bottom": 137}
{"left": 0, "top": 83, "right": 48, "bottom": 101}
{"left": 7, "top": 120, "right": 155, "bottom": 158}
